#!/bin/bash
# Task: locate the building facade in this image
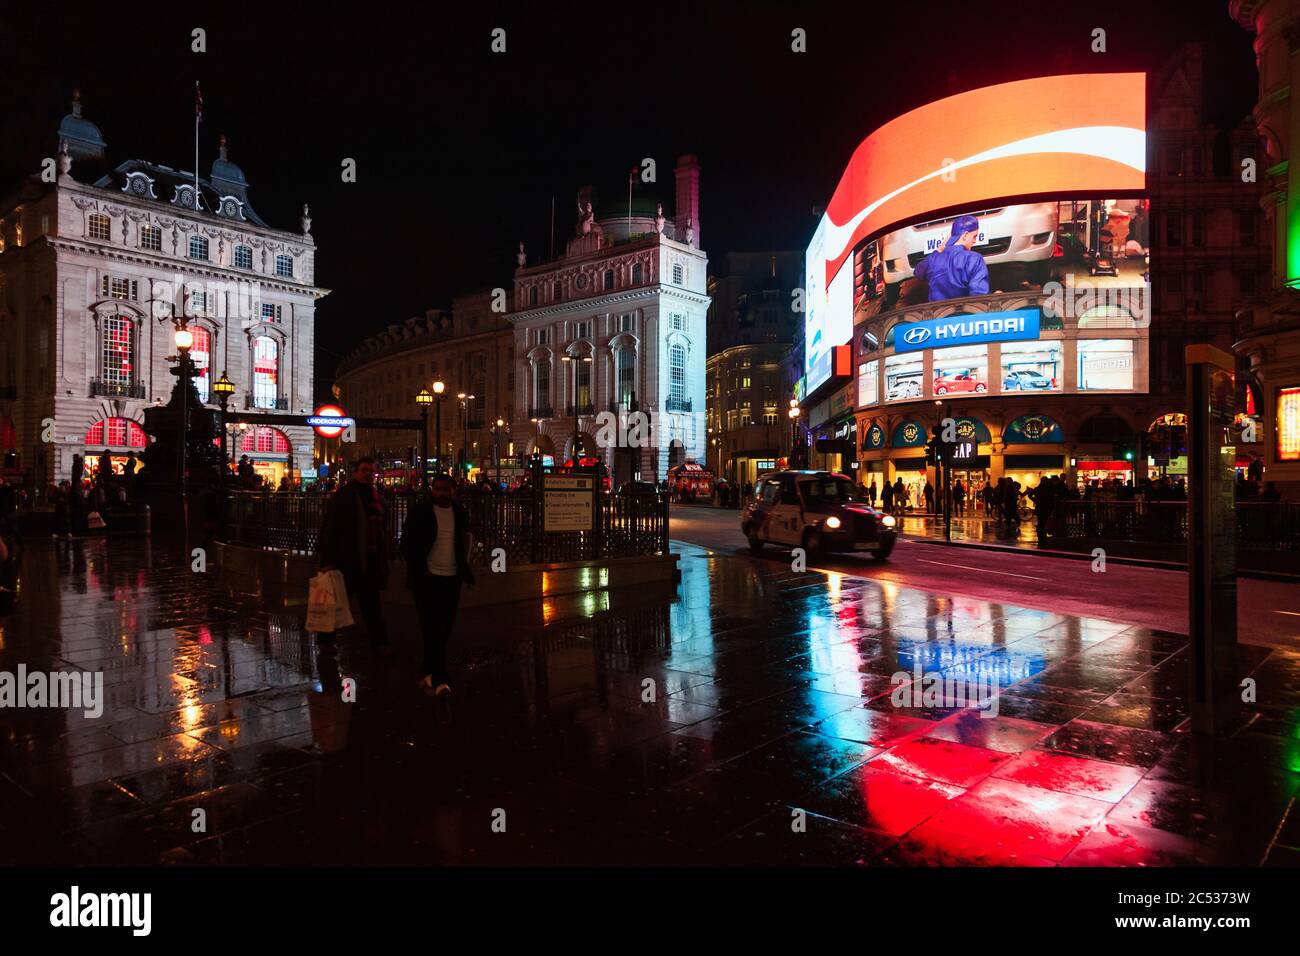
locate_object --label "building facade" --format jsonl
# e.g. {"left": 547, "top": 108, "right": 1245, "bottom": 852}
{"left": 1232, "top": 0, "right": 1300, "bottom": 497}
{"left": 0, "top": 93, "right": 324, "bottom": 488}
{"left": 705, "top": 251, "right": 803, "bottom": 484}
{"left": 333, "top": 289, "right": 516, "bottom": 478}
{"left": 839, "top": 46, "right": 1265, "bottom": 505}
{"left": 510, "top": 155, "right": 710, "bottom": 484}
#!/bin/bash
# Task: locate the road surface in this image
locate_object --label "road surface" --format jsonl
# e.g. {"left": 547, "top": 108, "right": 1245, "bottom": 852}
{"left": 669, "top": 503, "right": 1300, "bottom": 649}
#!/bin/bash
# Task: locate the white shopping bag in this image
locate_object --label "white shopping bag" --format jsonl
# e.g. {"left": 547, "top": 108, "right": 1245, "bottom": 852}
{"left": 306, "top": 571, "right": 339, "bottom": 633}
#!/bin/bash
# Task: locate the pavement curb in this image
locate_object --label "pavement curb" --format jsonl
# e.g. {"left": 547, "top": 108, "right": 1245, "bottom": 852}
{"left": 899, "top": 533, "right": 1300, "bottom": 582}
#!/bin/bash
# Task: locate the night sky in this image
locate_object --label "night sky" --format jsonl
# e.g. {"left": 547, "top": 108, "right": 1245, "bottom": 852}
{"left": 1, "top": 3, "right": 1257, "bottom": 400}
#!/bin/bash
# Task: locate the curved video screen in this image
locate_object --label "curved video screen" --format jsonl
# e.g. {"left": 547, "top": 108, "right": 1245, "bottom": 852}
{"left": 805, "top": 72, "right": 1146, "bottom": 393}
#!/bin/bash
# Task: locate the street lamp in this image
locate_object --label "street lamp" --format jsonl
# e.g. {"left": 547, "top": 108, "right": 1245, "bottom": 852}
{"left": 456, "top": 391, "right": 476, "bottom": 477}
{"left": 213, "top": 371, "right": 236, "bottom": 507}
{"left": 560, "top": 352, "right": 593, "bottom": 466}
{"left": 415, "top": 388, "right": 433, "bottom": 488}
{"left": 432, "top": 380, "right": 445, "bottom": 475}
{"left": 493, "top": 417, "right": 505, "bottom": 489}
{"left": 788, "top": 405, "right": 801, "bottom": 469}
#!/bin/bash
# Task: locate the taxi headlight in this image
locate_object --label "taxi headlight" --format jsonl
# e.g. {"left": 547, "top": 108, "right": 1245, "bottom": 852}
{"left": 881, "top": 515, "right": 896, "bottom": 528}
{"left": 824, "top": 516, "right": 842, "bottom": 530}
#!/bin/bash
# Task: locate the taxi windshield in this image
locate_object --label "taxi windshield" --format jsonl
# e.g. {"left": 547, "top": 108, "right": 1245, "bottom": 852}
{"left": 797, "top": 477, "right": 866, "bottom": 504}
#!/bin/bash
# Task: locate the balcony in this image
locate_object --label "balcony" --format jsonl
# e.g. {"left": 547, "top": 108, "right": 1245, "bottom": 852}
{"left": 246, "top": 395, "right": 290, "bottom": 410}
{"left": 90, "top": 380, "right": 145, "bottom": 399}
{"left": 527, "top": 405, "right": 554, "bottom": 419}
{"left": 664, "top": 397, "right": 693, "bottom": 413}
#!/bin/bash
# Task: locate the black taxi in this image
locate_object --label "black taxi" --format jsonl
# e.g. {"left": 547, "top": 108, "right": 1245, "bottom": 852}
{"left": 742, "top": 470, "right": 897, "bottom": 560}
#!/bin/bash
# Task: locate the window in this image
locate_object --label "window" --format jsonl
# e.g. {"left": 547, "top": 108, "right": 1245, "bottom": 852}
{"left": 191, "top": 327, "right": 211, "bottom": 402}
{"left": 275, "top": 254, "right": 294, "bottom": 278}
{"left": 85, "top": 418, "right": 148, "bottom": 449}
{"left": 553, "top": 281, "right": 563, "bottom": 302}
{"left": 672, "top": 262, "right": 684, "bottom": 285}
{"left": 574, "top": 320, "right": 590, "bottom": 340}
{"left": 101, "top": 315, "right": 135, "bottom": 387}
{"left": 536, "top": 329, "right": 549, "bottom": 345}
{"left": 189, "top": 235, "right": 209, "bottom": 260}
{"left": 189, "top": 289, "right": 210, "bottom": 313}
{"left": 1239, "top": 211, "right": 1257, "bottom": 246}
{"left": 140, "top": 224, "right": 162, "bottom": 251}
{"left": 763, "top": 412, "right": 777, "bottom": 426}
{"left": 669, "top": 343, "right": 686, "bottom": 406}
{"left": 669, "top": 312, "right": 686, "bottom": 331}
{"left": 741, "top": 376, "right": 751, "bottom": 388}
{"left": 576, "top": 358, "right": 591, "bottom": 409}
{"left": 101, "top": 276, "right": 138, "bottom": 301}
{"left": 603, "top": 270, "right": 614, "bottom": 291}
{"left": 234, "top": 244, "right": 253, "bottom": 269}
{"left": 620, "top": 313, "right": 635, "bottom": 332}
{"left": 252, "top": 336, "right": 279, "bottom": 408}
{"left": 617, "top": 347, "right": 635, "bottom": 405}
{"left": 631, "top": 263, "right": 644, "bottom": 285}
{"left": 260, "top": 303, "right": 282, "bottom": 324}
{"left": 535, "top": 360, "right": 550, "bottom": 409}
{"left": 240, "top": 426, "right": 291, "bottom": 454}
{"left": 1164, "top": 214, "right": 1182, "bottom": 247}
{"left": 88, "top": 214, "right": 111, "bottom": 241}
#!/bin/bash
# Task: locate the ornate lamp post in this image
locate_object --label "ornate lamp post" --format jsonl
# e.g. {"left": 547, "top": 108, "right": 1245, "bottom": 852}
{"left": 415, "top": 388, "right": 433, "bottom": 488}
{"left": 432, "top": 380, "right": 446, "bottom": 474}
{"left": 493, "top": 416, "right": 505, "bottom": 489}
{"left": 788, "top": 402, "right": 801, "bottom": 470}
{"left": 213, "top": 371, "right": 236, "bottom": 502}
{"left": 456, "top": 391, "right": 476, "bottom": 477}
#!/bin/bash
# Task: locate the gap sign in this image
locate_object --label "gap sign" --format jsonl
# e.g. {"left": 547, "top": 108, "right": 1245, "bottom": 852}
{"left": 894, "top": 308, "right": 1041, "bottom": 354}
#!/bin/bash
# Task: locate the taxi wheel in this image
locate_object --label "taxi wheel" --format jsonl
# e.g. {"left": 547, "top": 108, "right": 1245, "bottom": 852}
{"left": 802, "top": 529, "right": 825, "bottom": 560}
{"left": 746, "top": 528, "right": 765, "bottom": 553}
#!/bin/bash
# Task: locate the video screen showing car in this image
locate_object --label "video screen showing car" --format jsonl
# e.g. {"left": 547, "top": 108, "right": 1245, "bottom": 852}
{"left": 858, "top": 360, "right": 879, "bottom": 407}
{"left": 1001, "top": 340, "right": 1062, "bottom": 392}
{"left": 884, "top": 353, "right": 923, "bottom": 402}
{"left": 932, "top": 346, "right": 989, "bottom": 397}
{"left": 866, "top": 197, "right": 1150, "bottom": 310}
{"left": 1077, "top": 339, "right": 1135, "bottom": 390}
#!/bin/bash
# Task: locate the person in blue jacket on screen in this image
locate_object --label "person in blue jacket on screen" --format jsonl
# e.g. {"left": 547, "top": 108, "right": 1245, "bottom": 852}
{"left": 914, "top": 213, "right": 989, "bottom": 301}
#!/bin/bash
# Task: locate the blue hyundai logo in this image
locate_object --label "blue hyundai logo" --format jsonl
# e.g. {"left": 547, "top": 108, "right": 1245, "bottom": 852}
{"left": 902, "top": 326, "right": 931, "bottom": 345}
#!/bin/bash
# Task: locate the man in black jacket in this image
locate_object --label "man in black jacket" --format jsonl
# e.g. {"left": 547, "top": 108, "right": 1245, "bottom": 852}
{"left": 317, "top": 457, "right": 392, "bottom": 654}
{"left": 400, "top": 473, "right": 476, "bottom": 695}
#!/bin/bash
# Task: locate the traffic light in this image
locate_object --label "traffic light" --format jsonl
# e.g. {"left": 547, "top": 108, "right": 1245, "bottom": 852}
{"left": 1112, "top": 440, "right": 1136, "bottom": 462}
{"left": 929, "top": 425, "right": 955, "bottom": 463}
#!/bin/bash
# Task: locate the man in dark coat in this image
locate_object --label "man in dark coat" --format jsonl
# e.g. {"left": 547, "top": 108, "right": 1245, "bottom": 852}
{"left": 317, "top": 457, "right": 391, "bottom": 654}
{"left": 399, "top": 473, "right": 476, "bottom": 695}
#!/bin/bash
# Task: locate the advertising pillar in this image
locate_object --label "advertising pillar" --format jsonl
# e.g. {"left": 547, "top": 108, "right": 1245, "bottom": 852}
{"left": 1185, "top": 345, "right": 1237, "bottom": 736}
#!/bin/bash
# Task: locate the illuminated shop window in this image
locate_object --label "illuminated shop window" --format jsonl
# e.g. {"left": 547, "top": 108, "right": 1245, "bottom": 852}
{"left": 85, "top": 418, "right": 148, "bottom": 448}
{"left": 1279, "top": 387, "right": 1300, "bottom": 462}
{"left": 1077, "top": 339, "right": 1135, "bottom": 391}
{"left": 101, "top": 315, "right": 135, "bottom": 387}
{"left": 252, "top": 336, "right": 279, "bottom": 408}
{"left": 191, "top": 327, "right": 211, "bottom": 402}
{"left": 239, "top": 426, "right": 291, "bottom": 454}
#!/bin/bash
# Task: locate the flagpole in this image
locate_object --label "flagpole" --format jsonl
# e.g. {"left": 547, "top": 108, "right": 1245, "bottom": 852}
{"left": 194, "top": 81, "right": 201, "bottom": 213}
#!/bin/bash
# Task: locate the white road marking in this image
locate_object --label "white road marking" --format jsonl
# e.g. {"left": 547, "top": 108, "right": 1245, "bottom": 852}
{"left": 914, "top": 558, "right": 1048, "bottom": 581}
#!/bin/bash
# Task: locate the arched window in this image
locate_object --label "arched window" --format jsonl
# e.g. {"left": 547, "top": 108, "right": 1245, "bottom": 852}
{"left": 668, "top": 343, "right": 687, "bottom": 410}
{"left": 239, "top": 426, "right": 291, "bottom": 454}
{"left": 100, "top": 314, "right": 136, "bottom": 391}
{"left": 534, "top": 359, "right": 550, "bottom": 414}
{"left": 252, "top": 336, "right": 279, "bottom": 408}
{"left": 85, "top": 418, "right": 148, "bottom": 448}
{"left": 275, "top": 254, "right": 294, "bottom": 278}
{"left": 191, "top": 327, "right": 212, "bottom": 402}
{"left": 616, "top": 346, "right": 635, "bottom": 406}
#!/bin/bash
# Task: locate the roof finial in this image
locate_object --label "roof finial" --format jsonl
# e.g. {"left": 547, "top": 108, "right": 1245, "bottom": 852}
{"left": 218, "top": 134, "right": 228, "bottom": 161}
{"left": 71, "top": 88, "right": 82, "bottom": 117}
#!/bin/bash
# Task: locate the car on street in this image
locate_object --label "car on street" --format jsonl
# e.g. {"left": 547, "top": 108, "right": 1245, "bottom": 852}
{"left": 1003, "top": 369, "right": 1054, "bottom": 391}
{"left": 932, "top": 371, "right": 986, "bottom": 395}
{"left": 742, "top": 470, "right": 896, "bottom": 560}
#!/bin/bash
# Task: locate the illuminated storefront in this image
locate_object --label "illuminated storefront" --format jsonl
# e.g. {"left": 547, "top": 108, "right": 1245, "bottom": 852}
{"left": 238, "top": 426, "right": 293, "bottom": 484}
{"left": 82, "top": 417, "right": 149, "bottom": 478}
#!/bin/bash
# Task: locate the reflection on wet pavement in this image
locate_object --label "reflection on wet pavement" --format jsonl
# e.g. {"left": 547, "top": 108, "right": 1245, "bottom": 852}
{"left": 1, "top": 537, "right": 1298, "bottom": 866}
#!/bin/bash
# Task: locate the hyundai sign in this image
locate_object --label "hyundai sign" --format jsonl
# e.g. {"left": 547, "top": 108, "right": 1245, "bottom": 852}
{"left": 893, "top": 307, "right": 1041, "bottom": 354}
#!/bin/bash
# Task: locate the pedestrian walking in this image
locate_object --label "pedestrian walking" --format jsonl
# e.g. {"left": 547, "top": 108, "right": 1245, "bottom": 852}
{"left": 923, "top": 481, "right": 935, "bottom": 514}
{"left": 316, "top": 457, "right": 392, "bottom": 656}
{"left": 881, "top": 478, "right": 894, "bottom": 513}
{"left": 399, "top": 473, "right": 476, "bottom": 696}
{"left": 953, "top": 479, "right": 966, "bottom": 517}
{"left": 892, "top": 477, "right": 906, "bottom": 515}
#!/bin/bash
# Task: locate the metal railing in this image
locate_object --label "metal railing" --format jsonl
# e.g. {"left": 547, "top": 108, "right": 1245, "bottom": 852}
{"left": 222, "top": 485, "right": 670, "bottom": 566}
{"left": 1054, "top": 500, "right": 1300, "bottom": 551}
{"left": 90, "top": 379, "right": 145, "bottom": 398}
{"left": 665, "top": 397, "right": 693, "bottom": 413}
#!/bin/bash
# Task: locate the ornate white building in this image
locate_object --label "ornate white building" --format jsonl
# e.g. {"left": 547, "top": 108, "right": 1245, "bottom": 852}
{"left": 0, "top": 92, "right": 326, "bottom": 487}
{"left": 510, "top": 155, "right": 710, "bottom": 483}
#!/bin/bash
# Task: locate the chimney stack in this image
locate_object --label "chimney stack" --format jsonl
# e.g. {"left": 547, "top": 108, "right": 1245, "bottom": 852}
{"left": 674, "top": 154, "right": 700, "bottom": 247}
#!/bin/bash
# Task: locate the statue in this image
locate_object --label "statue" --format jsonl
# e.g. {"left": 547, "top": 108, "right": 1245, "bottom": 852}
{"left": 654, "top": 203, "right": 665, "bottom": 235}
{"left": 685, "top": 217, "right": 695, "bottom": 246}
{"left": 577, "top": 198, "right": 596, "bottom": 236}
{"left": 301, "top": 203, "right": 312, "bottom": 235}
{"left": 516, "top": 241, "right": 527, "bottom": 268}
{"left": 57, "top": 139, "right": 71, "bottom": 176}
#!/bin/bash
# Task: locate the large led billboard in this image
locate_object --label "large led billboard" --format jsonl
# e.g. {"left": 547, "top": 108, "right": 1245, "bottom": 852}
{"left": 805, "top": 72, "right": 1146, "bottom": 393}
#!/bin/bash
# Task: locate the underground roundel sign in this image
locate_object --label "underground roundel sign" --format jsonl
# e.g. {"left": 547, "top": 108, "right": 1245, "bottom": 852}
{"left": 311, "top": 404, "right": 349, "bottom": 439}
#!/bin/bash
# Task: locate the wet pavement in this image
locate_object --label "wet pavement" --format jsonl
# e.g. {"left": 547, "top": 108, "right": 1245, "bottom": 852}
{"left": 2, "top": 535, "right": 1299, "bottom": 867}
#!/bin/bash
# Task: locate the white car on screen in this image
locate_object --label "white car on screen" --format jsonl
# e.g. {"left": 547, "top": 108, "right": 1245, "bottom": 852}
{"left": 886, "top": 378, "right": 922, "bottom": 400}
{"left": 881, "top": 203, "right": 1058, "bottom": 293}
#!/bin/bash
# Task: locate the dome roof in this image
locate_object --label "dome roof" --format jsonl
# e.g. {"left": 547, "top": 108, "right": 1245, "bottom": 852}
{"left": 58, "top": 90, "right": 107, "bottom": 161}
